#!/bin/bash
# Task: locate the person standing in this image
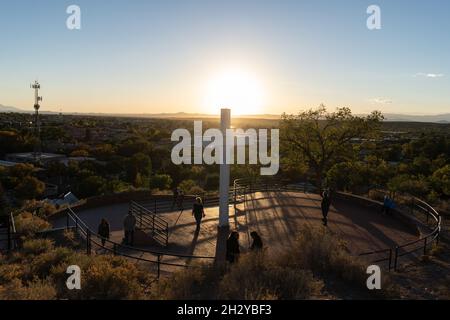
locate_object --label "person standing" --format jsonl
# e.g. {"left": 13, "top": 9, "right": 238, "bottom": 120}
{"left": 177, "top": 189, "right": 185, "bottom": 209}
{"left": 381, "top": 195, "right": 390, "bottom": 215}
{"left": 226, "top": 231, "right": 241, "bottom": 263}
{"left": 192, "top": 197, "right": 205, "bottom": 231}
{"left": 172, "top": 187, "right": 179, "bottom": 209}
{"left": 97, "top": 218, "right": 110, "bottom": 246}
{"left": 250, "top": 231, "right": 263, "bottom": 251}
{"left": 321, "top": 190, "right": 331, "bottom": 226}
{"left": 123, "top": 211, "right": 137, "bottom": 246}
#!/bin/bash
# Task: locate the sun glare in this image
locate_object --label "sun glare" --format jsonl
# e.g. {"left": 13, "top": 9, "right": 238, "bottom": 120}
{"left": 203, "top": 69, "right": 265, "bottom": 115}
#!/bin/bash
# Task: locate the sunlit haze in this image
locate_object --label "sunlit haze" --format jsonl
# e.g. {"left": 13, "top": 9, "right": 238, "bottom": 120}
{"left": 1, "top": 0, "right": 450, "bottom": 115}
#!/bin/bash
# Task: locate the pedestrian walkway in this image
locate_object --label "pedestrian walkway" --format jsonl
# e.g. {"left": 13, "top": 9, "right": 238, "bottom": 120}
{"left": 51, "top": 190, "right": 419, "bottom": 274}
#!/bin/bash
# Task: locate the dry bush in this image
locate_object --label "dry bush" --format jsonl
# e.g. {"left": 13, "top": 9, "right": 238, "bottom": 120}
{"left": 50, "top": 253, "right": 149, "bottom": 300}
{"left": 219, "top": 252, "right": 322, "bottom": 300}
{"left": 156, "top": 226, "right": 397, "bottom": 300}
{"left": 22, "top": 200, "right": 57, "bottom": 218}
{"left": 1, "top": 238, "right": 151, "bottom": 300}
{"left": 154, "top": 264, "right": 223, "bottom": 300}
{"left": 14, "top": 212, "right": 51, "bottom": 238}
{"left": 281, "top": 226, "right": 367, "bottom": 285}
{"left": 0, "top": 278, "right": 57, "bottom": 300}
{"left": 22, "top": 238, "right": 54, "bottom": 256}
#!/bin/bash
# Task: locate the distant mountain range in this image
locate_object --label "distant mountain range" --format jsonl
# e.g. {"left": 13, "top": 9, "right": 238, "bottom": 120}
{"left": 1, "top": 104, "right": 449, "bottom": 123}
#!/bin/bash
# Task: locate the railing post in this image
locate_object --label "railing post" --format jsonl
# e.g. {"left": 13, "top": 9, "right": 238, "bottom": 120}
{"left": 152, "top": 215, "right": 155, "bottom": 236}
{"left": 154, "top": 199, "right": 157, "bottom": 214}
{"left": 166, "top": 227, "right": 169, "bottom": 247}
{"left": 157, "top": 254, "right": 161, "bottom": 279}
{"left": 394, "top": 247, "right": 399, "bottom": 271}
{"left": 86, "top": 229, "right": 91, "bottom": 255}
{"left": 388, "top": 249, "right": 392, "bottom": 272}
{"left": 423, "top": 237, "right": 428, "bottom": 256}
{"left": 7, "top": 215, "right": 11, "bottom": 252}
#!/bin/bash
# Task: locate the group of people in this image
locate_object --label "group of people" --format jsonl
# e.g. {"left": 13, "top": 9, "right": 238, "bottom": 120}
{"left": 190, "top": 196, "right": 263, "bottom": 264}
{"left": 96, "top": 196, "right": 263, "bottom": 266}
{"left": 96, "top": 210, "right": 137, "bottom": 247}
{"left": 225, "top": 230, "right": 263, "bottom": 263}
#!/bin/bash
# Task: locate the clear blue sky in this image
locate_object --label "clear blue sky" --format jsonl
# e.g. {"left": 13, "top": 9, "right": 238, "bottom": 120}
{"left": 0, "top": 0, "right": 449, "bottom": 115}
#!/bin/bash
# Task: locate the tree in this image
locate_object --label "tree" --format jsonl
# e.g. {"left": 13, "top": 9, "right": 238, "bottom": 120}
{"left": 127, "top": 153, "right": 152, "bottom": 181}
{"left": 204, "top": 173, "right": 220, "bottom": 191}
{"left": 76, "top": 175, "right": 107, "bottom": 198}
{"left": 14, "top": 176, "right": 45, "bottom": 200}
{"left": 70, "top": 149, "right": 90, "bottom": 157}
{"left": 281, "top": 106, "right": 383, "bottom": 190}
{"left": 9, "top": 163, "right": 35, "bottom": 179}
{"left": 150, "top": 174, "right": 172, "bottom": 190}
{"left": 430, "top": 165, "right": 450, "bottom": 196}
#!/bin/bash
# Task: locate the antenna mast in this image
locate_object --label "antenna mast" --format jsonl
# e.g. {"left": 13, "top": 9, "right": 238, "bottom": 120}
{"left": 31, "top": 80, "right": 43, "bottom": 162}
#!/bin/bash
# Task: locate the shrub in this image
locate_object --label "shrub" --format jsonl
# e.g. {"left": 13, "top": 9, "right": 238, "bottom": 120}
{"left": 22, "top": 238, "right": 54, "bottom": 256}
{"left": 15, "top": 212, "right": 52, "bottom": 238}
{"left": 22, "top": 200, "right": 57, "bottom": 218}
{"left": 155, "top": 264, "right": 223, "bottom": 300}
{"left": 150, "top": 174, "right": 173, "bottom": 190}
{"left": 14, "top": 176, "right": 45, "bottom": 200}
{"left": 0, "top": 278, "right": 56, "bottom": 300}
{"left": 156, "top": 225, "right": 397, "bottom": 300}
{"left": 219, "top": 252, "right": 321, "bottom": 300}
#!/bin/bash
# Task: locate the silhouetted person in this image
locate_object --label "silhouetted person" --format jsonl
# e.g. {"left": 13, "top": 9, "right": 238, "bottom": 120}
{"left": 321, "top": 190, "right": 331, "bottom": 226}
{"left": 97, "top": 218, "right": 110, "bottom": 246}
{"left": 192, "top": 197, "right": 205, "bottom": 231}
{"left": 172, "top": 187, "right": 179, "bottom": 209}
{"left": 381, "top": 195, "right": 395, "bottom": 216}
{"left": 250, "top": 231, "right": 263, "bottom": 251}
{"left": 123, "top": 211, "right": 136, "bottom": 246}
{"left": 177, "top": 190, "right": 185, "bottom": 209}
{"left": 226, "top": 231, "right": 240, "bottom": 263}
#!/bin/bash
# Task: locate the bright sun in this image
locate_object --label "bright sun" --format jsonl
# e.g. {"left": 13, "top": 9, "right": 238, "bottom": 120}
{"left": 203, "top": 69, "right": 264, "bottom": 115}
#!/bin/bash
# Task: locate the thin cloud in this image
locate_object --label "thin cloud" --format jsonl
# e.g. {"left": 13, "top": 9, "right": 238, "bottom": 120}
{"left": 414, "top": 72, "right": 444, "bottom": 78}
{"left": 369, "top": 98, "right": 393, "bottom": 105}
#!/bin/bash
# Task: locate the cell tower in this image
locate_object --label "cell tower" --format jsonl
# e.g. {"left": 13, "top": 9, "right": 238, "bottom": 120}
{"left": 31, "top": 80, "right": 43, "bottom": 161}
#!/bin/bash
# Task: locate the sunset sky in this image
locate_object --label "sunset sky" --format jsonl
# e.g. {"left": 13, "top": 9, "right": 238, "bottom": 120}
{"left": 0, "top": 0, "right": 449, "bottom": 115}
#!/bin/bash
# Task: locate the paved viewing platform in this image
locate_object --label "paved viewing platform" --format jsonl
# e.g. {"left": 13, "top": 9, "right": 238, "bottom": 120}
{"left": 51, "top": 190, "right": 419, "bottom": 274}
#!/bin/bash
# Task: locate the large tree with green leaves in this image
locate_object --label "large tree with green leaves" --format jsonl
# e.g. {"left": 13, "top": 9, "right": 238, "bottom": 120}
{"left": 281, "top": 105, "right": 383, "bottom": 190}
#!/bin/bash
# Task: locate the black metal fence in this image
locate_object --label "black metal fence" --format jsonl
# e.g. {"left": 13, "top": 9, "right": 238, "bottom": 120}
{"left": 66, "top": 207, "right": 215, "bottom": 279}
{"left": 0, "top": 212, "right": 17, "bottom": 253}
{"left": 233, "top": 178, "right": 441, "bottom": 272}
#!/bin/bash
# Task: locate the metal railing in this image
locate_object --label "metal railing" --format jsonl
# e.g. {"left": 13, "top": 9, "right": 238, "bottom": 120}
{"left": 66, "top": 207, "right": 215, "bottom": 279}
{"left": 359, "top": 197, "right": 441, "bottom": 271}
{"left": 233, "top": 179, "right": 441, "bottom": 272}
{"left": 0, "top": 212, "right": 18, "bottom": 252}
{"left": 130, "top": 201, "right": 169, "bottom": 247}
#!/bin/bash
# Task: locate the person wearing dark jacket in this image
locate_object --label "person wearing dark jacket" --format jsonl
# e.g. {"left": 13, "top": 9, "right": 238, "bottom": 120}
{"left": 192, "top": 197, "right": 205, "bottom": 231}
{"left": 250, "top": 231, "right": 263, "bottom": 251}
{"left": 321, "top": 190, "right": 331, "bottom": 226}
{"left": 226, "top": 231, "right": 240, "bottom": 263}
{"left": 97, "top": 218, "right": 110, "bottom": 246}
